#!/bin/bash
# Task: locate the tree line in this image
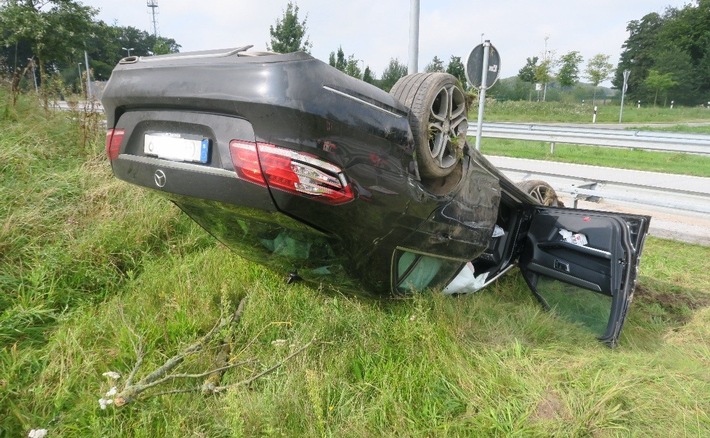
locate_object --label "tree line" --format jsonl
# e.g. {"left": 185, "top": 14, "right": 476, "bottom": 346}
{"left": 4, "top": 0, "right": 709, "bottom": 106}
{"left": 0, "top": 0, "right": 180, "bottom": 97}
{"left": 268, "top": 1, "right": 710, "bottom": 106}
{"left": 268, "top": 2, "right": 467, "bottom": 92}
{"left": 614, "top": 0, "right": 710, "bottom": 106}
{"left": 498, "top": 1, "right": 710, "bottom": 105}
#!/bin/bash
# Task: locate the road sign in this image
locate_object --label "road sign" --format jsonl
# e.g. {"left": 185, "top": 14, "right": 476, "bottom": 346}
{"left": 465, "top": 43, "right": 501, "bottom": 89}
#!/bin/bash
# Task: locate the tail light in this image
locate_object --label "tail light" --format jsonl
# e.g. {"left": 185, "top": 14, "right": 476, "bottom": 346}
{"left": 229, "top": 140, "right": 354, "bottom": 205}
{"left": 105, "top": 129, "right": 125, "bottom": 161}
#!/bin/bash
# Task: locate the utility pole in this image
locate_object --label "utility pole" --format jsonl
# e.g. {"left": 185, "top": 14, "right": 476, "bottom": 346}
{"left": 542, "top": 35, "right": 549, "bottom": 102}
{"left": 408, "top": 0, "right": 419, "bottom": 74}
{"left": 147, "top": 0, "right": 159, "bottom": 37}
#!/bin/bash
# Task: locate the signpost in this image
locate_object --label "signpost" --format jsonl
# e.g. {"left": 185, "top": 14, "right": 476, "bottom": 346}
{"left": 465, "top": 41, "right": 501, "bottom": 151}
{"left": 619, "top": 69, "right": 630, "bottom": 123}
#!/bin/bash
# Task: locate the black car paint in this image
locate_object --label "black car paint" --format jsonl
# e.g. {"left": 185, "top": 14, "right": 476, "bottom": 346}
{"left": 102, "top": 49, "right": 501, "bottom": 294}
{"left": 102, "top": 48, "right": 650, "bottom": 345}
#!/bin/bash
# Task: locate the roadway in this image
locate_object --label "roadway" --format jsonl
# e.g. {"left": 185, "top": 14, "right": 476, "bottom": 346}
{"left": 486, "top": 155, "right": 710, "bottom": 246}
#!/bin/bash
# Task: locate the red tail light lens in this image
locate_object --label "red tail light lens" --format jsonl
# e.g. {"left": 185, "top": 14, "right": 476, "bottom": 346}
{"left": 229, "top": 140, "right": 354, "bottom": 205}
{"left": 229, "top": 140, "right": 266, "bottom": 186}
{"left": 105, "top": 129, "right": 125, "bottom": 161}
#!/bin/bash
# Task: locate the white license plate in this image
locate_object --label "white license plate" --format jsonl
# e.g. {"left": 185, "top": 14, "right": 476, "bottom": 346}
{"left": 144, "top": 134, "right": 209, "bottom": 163}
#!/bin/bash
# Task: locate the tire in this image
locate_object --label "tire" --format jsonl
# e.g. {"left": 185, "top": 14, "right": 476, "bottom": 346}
{"left": 390, "top": 73, "right": 468, "bottom": 179}
{"left": 516, "top": 180, "right": 565, "bottom": 207}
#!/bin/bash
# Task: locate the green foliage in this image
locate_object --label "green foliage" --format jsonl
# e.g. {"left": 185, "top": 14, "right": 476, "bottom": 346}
{"left": 85, "top": 23, "right": 181, "bottom": 80}
{"left": 557, "top": 51, "right": 583, "bottom": 87}
{"left": 616, "top": 1, "right": 710, "bottom": 105}
{"left": 362, "top": 66, "right": 375, "bottom": 84}
{"left": 1, "top": 87, "right": 710, "bottom": 436}
{"left": 333, "top": 46, "right": 346, "bottom": 71}
{"left": 489, "top": 77, "right": 535, "bottom": 101}
{"left": 379, "top": 58, "right": 407, "bottom": 92}
{"left": 446, "top": 55, "right": 466, "bottom": 89}
{"left": 327, "top": 46, "right": 361, "bottom": 78}
{"left": 0, "top": 0, "right": 96, "bottom": 92}
{"left": 345, "top": 55, "right": 362, "bottom": 79}
{"left": 425, "top": 56, "right": 445, "bottom": 73}
{"left": 644, "top": 69, "right": 678, "bottom": 106}
{"left": 267, "top": 1, "right": 311, "bottom": 54}
{"left": 0, "top": 2, "right": 181, "bottom": 92}
{"left": 518, "top": 56, "right": 538, "bottom": 84}
{"left": 534, "top": 59, "right": 553, "bottom": 91}
{"left": 585, "top": 54, "right": 614, "bottom": 87}
{"left": 585, "top": 54, "right": 614, "bottom": 104}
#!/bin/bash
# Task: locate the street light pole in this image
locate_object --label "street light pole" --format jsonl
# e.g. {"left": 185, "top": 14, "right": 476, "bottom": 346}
{"left": 542, "top": 36, "right": 549, "bottom": 102}
{"left": 122, "top": 47, "right": 134, "bottom": 57}
{"left": 84, "top": 50, "right": 92, "bottom": 100}
{"left": 408, "top": 0, "right": 419, "bottom": 74}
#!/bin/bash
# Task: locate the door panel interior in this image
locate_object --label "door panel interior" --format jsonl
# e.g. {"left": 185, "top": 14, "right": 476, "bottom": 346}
{"left": 519, "top": 208, "right": 646, "bottom": 346}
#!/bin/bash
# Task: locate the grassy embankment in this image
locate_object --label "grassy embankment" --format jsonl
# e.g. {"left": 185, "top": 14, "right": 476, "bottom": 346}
{"left": 1, "top": 92, "right": 709, "bottom": 436}
{"left": 475, "top": 101, "right": 710, "bottom": 177}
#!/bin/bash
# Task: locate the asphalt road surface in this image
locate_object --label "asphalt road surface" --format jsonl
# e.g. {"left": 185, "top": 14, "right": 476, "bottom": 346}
{"left": 487, "top": 156, "right": 710, "bottom": 246}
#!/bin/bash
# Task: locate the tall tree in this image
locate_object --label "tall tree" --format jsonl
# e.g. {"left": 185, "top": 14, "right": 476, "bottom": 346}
{"left": 344, "top": 55, "right": 361, "bottom": 78}
{"left": 613, "top": 13, "right": 663, "bottom": 102}
{"left": 615, "top": 2, "right": 710, "bottom": 105}
{"left": 534, "top": 58, "right": 553, "bottom": 101}
{"left": 446, "top": 55, "right": 466, "bottom": 88}
{"left": 424, "top": 56, "right": 444, "bottom": 72}
{"left": 379, "top": 58, "right": 407, "bottom": 91}
{"left": 644, "top": 69, "right": 677, "bottom": 106}
{"left": 335, "top": 46, "right": 346, "bottom": 71}
{"left": 518, "top": 56, "right": 538, "bottom": 83}
{"left": 267, "top": 1, "right": 311, "bottom": 54}
{"left": 84, "top": 23, "right": 180, "bottom": 80}
{"left": 557, "top": 51, "right": 583, "bottom": 88}
{"left": 585, "top": 54, "right": 613, "bottom": 105}
{"left": 0, "top": 0, "right": 97, "bottom": 94}
{"left": 362, "top": 66, "right": 375, "bottom": 84}
{"left": 518, "top": 56, "right": 538, "bottom": 101}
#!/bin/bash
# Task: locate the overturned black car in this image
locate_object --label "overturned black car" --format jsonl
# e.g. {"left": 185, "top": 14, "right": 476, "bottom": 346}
{"left": 102, "top": 46, "right": 650, "bottom": 345}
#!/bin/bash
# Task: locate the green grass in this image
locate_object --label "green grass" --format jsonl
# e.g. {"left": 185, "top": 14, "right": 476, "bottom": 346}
{"left": 484, "top": 100, "right": 710, "bottom": 124}
{"left": 1, "top": 91, "right": 709, "bottom": 436}
{"left": 474, "top": 100, "right": 710, "bottom": 175}
{"left": 475, "top": 140, "right": 710, "bottom": 177}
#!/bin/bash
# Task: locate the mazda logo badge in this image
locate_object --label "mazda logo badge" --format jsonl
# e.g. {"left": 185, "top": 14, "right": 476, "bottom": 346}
{"left": 154, "top": 169, "right": 166, "bottom": 188}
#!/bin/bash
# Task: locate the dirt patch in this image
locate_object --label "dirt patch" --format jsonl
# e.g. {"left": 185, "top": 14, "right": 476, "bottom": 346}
{"left": 634, "top": 284, "right": 710, "bottom": 323}
{"left": 531, "top": 390, "right": 568, "bottom": 422}
{"left": 635, "top": 284, "right": 710, "bottom": 310}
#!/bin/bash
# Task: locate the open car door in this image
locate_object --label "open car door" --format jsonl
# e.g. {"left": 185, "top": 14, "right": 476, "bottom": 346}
{"left": 519, "top": 207, "right": 650, "bottom": 346}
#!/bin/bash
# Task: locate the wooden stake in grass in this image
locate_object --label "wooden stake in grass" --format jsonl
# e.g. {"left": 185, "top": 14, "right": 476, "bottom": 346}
{"left": 108, "top": 297, "right": 314, "bottom": 407}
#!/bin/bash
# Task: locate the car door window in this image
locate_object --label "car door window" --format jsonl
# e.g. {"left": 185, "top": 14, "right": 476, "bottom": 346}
{"left": 393, "top": 249, "right": 464, "bottom": 293}
{"left": 519, "top": 208, "right": 650, "bottom": 346}
{"left": 533, "top": 276, "right": 612, "bottom": 337}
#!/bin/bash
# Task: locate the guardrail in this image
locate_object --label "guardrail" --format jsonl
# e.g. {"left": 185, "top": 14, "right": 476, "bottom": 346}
{"left": 471, "top": 123, "right": 710, "bottom": 215}
{"left": 470, "top": 122, "right": 710, "bottom": 155}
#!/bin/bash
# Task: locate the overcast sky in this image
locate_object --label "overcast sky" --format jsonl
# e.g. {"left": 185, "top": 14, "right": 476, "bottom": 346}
{"left": 83, "top": 0, "right": 690, "bottom": 83}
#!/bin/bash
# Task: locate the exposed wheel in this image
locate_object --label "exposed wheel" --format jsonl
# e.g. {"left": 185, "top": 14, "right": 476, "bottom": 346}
{"left": 390, "top": 73, "right": 468, "bottom": 179}
{"left": 516, "top": 180, "right": 565, "bottom": 207}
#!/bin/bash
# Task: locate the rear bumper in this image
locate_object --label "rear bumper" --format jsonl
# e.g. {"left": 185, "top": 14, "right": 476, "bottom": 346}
{"left": 113, "top": 154, "right": 276, "bottom": 212}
